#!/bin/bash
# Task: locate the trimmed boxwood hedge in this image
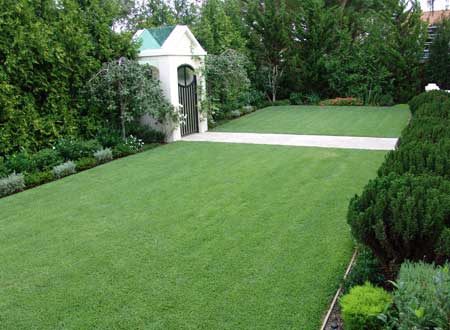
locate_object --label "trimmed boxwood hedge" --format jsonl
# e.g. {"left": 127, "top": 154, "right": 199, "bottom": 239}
{"left": 408, "top": 90, "right": 450, "bottom": 115}
{"left": 378, "top": 140, "right": 450, "bottom": 178}
{"left": 349, "top": 92, "right": 450, "bottom": 269}
{"left": 348, "top": 174, "right": 450, "bottom": 267}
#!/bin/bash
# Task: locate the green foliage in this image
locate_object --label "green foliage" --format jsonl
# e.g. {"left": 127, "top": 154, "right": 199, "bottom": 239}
{"left": 129, "top": 126, "right": 165, "bottom": 144}
{"left": 289, "top": 93, "right": 304, "bottom": 105}
{"left": 96, "top": 128, "right": 122, "bottom": 149}
{"left": 32, "top": 149, "right": 63, "bottom": 172}
{"left": 340, "top": 282, "right": 393, "bottom": 330}
{"left": 75, "top": 157, "right": 97, "bottom": 171}
{"left": 194, "top": 0, "right": 246, "bottom": 54}
{"left": 379, "top": 140, "right": 450, "bottom": 178}
{"left": 87, "top": 58, "right": 174, "bottom": 140}
{"left": 56, "top": 138, "right": 102, "bottom": 161}
{"left": 343, "top": 247, "right": 385, "bottom": 294}
{"left": 239, "top": 89, "right": 266, "bottom": 109}
{"left": 24, "top": 171, "right": 53, "bottom": 189}
{"left": 5, "top": 151, "right": 34, "bottom": 174}
{"left": 269, "top": 99, "right": 291, "bottom": 106}
{"left": 0, "top": 0, "right": 136, "bottom": 156}
{"left": 382, "top": 262, "right": 450, "bottom": 330}
{"left": 204, "top": 49, "right": 251, "bottom": 119}
{"left": 112, "top": 136, "right": 143, "bottom": 158}
{"left": 93, "top": 148, "right": 113, "bottom": 164}
{"left": 129, "top": 0, "right": 199, "bottom": 30}
{"left": 348, "top": 174, "right": 450, "bottom": 267}
{"left": 0, "top": 173, "right": 25, "bottom": 198}
{"left": 246, "top": 0, "right": 291, "bottom": 102}
{"left": 408, "top": 90, "right": 450, "bottom": 115}
{"left": 52, "top": 161, "right": 76, "bottom": 179}
{"left": 0, "top": 157, "right": 7, "bottom": 177}
{"left": 290, "top": 93, "right": 322, "bottom": 106}
{"left": 426, "top": 18, "right": 450, "bottom": 90}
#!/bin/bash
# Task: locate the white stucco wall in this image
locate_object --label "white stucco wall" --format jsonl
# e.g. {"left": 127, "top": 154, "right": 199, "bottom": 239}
{"left": 138, "top": 55, "right": 207, "bottom": 142}
{"left": 136, "top": 26, "right": 208, "bottom": 142}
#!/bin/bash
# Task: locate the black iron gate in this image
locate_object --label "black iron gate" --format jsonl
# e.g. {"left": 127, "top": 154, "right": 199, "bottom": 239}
{"left": 178, "top": 75, "right": 199, "bottom": 137}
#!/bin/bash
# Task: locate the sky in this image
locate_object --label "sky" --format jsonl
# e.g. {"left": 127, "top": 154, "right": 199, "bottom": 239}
{"left": 420, "top": 0, "right": 450, "bottom": 11}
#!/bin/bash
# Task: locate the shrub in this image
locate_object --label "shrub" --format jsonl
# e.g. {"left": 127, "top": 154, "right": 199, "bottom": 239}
{"left": 377, "top": 94, "right": 395, "bottom": 107}
{"left": 270, "top": 99, "right": 291, "bottom": 106}
{"left": 378, "top": 140, "right": 450, "bottom": 178}
{"left": 289, "top": 92, "right": 304, "bottom": 105}
{"left": 241, "top": 105, "right": 255, "bottom": 114}
{"left": 348, "top": 174, "right": 450, "bottom": 268}
{"left": 32, "top": 148, "right": 63, "bottom": 171}
{"left": 52, "top": 161, "right": 76, "bottom": 179}
{"left": 112, "top": 136, "right": 143, "bottom": 158}
{"left": 0, "top": 173, "right": 25, "bottom": 198}
{"left": 93, "top": 148, "right": 113, "bottom": 164}
{"left": 340, "top": 282, "right": 392, "bottom": 330}
{"left": 75, "top": 157, "right": 97, "bottom": 171}
{"left": 230, "top": 110, "right": 241, "bottom": 118}
{"left": 96, "top": 128, "right": 122, "bottom": 148}
{"left": 400, "top": 116, "right": 450, "bottom": 145}
{"left": 304, "top": 93, "right": 321, "bottom": 105}
{"left": 5, "top": 151, "right": 34, "bottom": 173}
{"left": 414, "top": 99, "right": 450, "bottom": 120}
{"left": 130, "top": 126, "right": 165, "bottom": 144}
{"left": 56, "top": 138, "right": 102, "bottom": 161}
{"left": 242, "top": 89, "right": 265, "bottom": 108}
{"left": 342, "top": 247, "right": 385, "bottom": 294}
{"left": 0, "top": 156, "right": 7, "bottom": 177}
{"left": 319, "top": 97, "right": 364, "bottom": 106}
{"left": 408, "top": 90, "right": 450, "bottom": 115}
{"left": 386, "top": 262, "right": 450, "bottom": 330}
{"left": 24, "top": 171, "right": 53, "bottom": 188}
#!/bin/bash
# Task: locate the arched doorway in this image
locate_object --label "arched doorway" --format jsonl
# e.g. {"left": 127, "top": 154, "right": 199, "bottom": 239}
{"left": 178, "top": 65, "right": 199, "bottom": 136}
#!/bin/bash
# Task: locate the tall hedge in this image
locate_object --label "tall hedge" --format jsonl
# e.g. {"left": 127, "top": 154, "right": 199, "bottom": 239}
{"left": 0, "top": 0, "right": 136, "bottom": 156}
{"left": 348, "top": 174, "right": 450, "bottom": 267}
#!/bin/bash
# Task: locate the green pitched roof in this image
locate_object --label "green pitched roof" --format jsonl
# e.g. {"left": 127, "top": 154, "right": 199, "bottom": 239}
{"left": 137, "top": 26, "right": 175, "bottom": 51}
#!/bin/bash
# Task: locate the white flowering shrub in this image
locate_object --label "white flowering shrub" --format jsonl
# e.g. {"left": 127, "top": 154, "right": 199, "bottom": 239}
{"left": 52, "top": 161, "right": 76, "bottom": 179}
{"left": 93, "top": 148, "right": 113, "bottom": 164}
{"left": 0, "top": 173, "right": 25, "bottom": 198}
{"left": 125, "top": 135, "right": 144, "bottom": 151}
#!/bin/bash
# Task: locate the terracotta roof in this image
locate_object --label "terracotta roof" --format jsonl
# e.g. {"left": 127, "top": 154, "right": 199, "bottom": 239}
{"left": 421, "top": 10, "right": 450, "bottom": 25}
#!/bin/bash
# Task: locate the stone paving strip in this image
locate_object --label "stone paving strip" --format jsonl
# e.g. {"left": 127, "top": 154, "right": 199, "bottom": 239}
{"left": 182, "top": 132, "right": 398, "bottom": 151}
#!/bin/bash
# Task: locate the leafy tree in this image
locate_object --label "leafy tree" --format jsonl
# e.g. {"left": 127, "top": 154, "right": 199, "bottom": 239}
{"left": 204, "top": 49, "right": 251, "bottom": 119}
{"left": 87, "top": 58, "right": 174, "bottom": 140}
{"left": 0, "top": 0, "right": 136, "bottom": 156}
{"left": 389, "top": 0, "right": 427, "bottom": 102}
{"left": 127, "top": 0, "right": 200, "bottom": 31}
{"left": 246, "top": 0, "right": 291, "bottom": 101}
{"left": 194, "top": 0, "right": 246, "bottom": 54}
{"left": 426, "top": 18, "right": 450, "bottom": 90}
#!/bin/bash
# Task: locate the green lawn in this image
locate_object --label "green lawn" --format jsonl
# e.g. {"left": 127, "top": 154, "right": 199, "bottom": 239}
{"left": 0, "top": 142, "right": 386, "bottom": 329}
{"left": 214, "top": 105, "right": 410, "bottom": 137}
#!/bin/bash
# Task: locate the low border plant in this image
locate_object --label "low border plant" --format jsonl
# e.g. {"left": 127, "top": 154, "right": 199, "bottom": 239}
{"left": 52, "top": 161, "right": 76, "bottom": 179}
{"left": 0, "top": 173, "right": 25, "bottom": 198}
{"left": 340, "top": 282, "right": 393, "bottom": 330}
{"left": 93, "top": 148, "right": 113, "bottom": 164}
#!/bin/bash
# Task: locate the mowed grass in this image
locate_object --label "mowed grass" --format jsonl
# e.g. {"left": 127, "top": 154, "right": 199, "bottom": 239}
{"left": 0, "top": 142, "right": 386, "bottom": 329}
{"left": 213, "top": 105, "right": 410, "bottom": 137}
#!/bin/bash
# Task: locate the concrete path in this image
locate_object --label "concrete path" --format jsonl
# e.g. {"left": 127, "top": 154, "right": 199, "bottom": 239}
{"left": 182, "top": 132, "right": 398, "bottom": 151}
